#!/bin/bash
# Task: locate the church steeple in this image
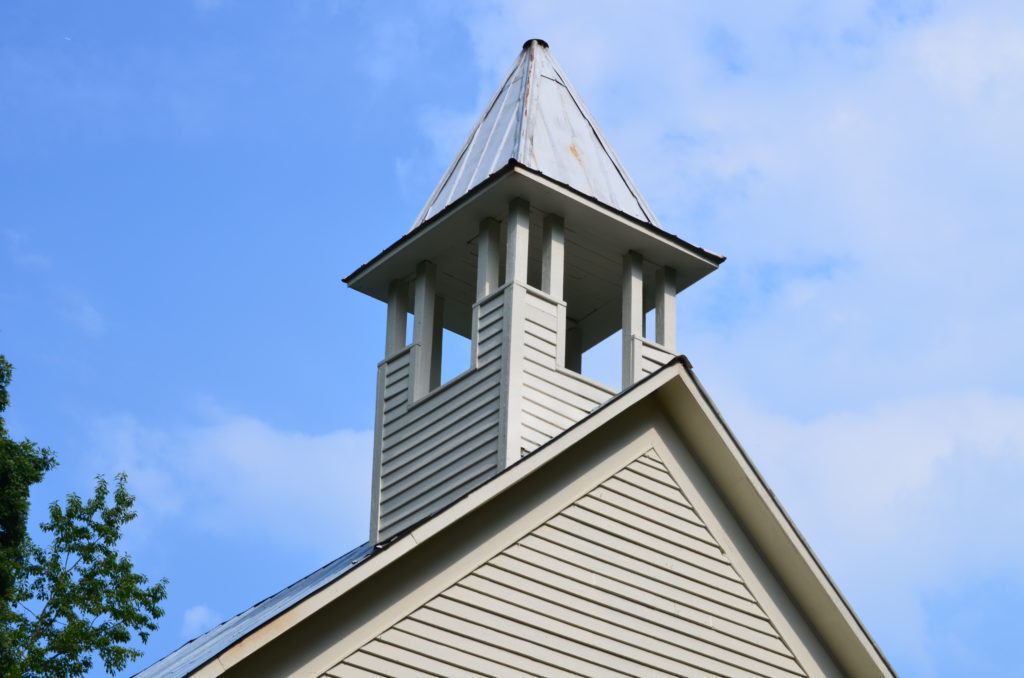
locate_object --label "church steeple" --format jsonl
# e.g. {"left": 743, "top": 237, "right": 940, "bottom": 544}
{"left": 345, "top": 40, "right": 724, "bottom": 544}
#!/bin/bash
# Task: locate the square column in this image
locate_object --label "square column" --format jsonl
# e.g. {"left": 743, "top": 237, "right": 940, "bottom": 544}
{"left": 655, "top": 266, "right": 677, "bottom": 352}
{"left": 411, "top": 260, "right": 442, "bottom": 399}
{"left": 622, "top": 250, "right": 644, "bottom": 387}
{"left": 541, "top": 213, "right": 567, "bottom": 367}
{"left": 385, "top": 279, "right": 409, "bottom": 357}
{"left": 476, "top": 218, "right": 501, "bottom": 300}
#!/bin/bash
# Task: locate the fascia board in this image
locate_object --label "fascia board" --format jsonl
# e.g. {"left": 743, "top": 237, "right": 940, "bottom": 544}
{"left": 658, "top": 370, "right": 896, "bottom": 678}
{"left": 343, "top": 163, "right": 723, "bottom": 301}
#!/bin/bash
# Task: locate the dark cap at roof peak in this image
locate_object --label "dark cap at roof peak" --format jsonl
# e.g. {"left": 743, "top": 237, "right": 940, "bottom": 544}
{"left": 522, "top": 38, "right": 549, "bottom": 50}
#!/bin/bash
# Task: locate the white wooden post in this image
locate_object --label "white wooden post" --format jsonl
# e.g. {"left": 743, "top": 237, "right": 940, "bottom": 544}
{"left": 385, "top": 279, "right": 409, "bottom": 357}
{"left": 622, "top": 250, "right": 644, "bottom": 387}
{"left": 505, "top": 198, "right": 530, "bottom": 284}
{"left": 541, "top": 214, "right": 564, "bottom": 299}
{"left": 411, "top": 260, "right": 438, "bottom": 399}
{"left": 655, "top": 266, "right": 677, "bottom": 352}
{"left": 476, "top": 218, "right": 501, "bottom": 300}
{"left": 473, "top": 218, "right": 500, "bottom": 368}
{"left": 542, "top": 213, "right": 567, "bottom": 366}
{"left": 499, "top": 198, "right": 530, "bottom": 469}
{"left": 430, "top": 295, "right": 444, "bottom": 390}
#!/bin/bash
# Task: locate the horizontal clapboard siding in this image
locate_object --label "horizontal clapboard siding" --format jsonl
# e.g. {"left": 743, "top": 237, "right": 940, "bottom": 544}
{"left": 639, "top": 337, "right": 676, "bottom": 376}
{"left": 375, "top": 294, "right": 506, "bottom": 542}
{"left": 475, "top": 292, "right": 504, "bottom": 367}
{"left": 330, "top": 451, "right": 807, "bottom": 678}
{"left": 520, "top": 288, "right": 613, "bottom": 456}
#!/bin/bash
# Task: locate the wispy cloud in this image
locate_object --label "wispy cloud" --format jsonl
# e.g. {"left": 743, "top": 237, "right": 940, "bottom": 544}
{"left": 89, "top": 411, "right": 373, "bottom": 560}
{"left": 60, "top": 293, "right": 106, "bottom": 336}
{"left": 181, "top": 604, "right": 222, "bottom": 638}
{"left": 452, "top": 2, "right": 1024, "bottom": 674}
{"left": 1, "top": 229, "right": 51, "bottom": 270}
{"left": 729, "top": 390, "right": 1024, "bottom": 673}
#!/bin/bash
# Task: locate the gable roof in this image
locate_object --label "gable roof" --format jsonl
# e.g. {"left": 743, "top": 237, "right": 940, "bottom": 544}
{"left": 412, "top": 39, "right": 661, "bottom": 230}
{"left": 136, "top": 358, "right": 894, "bottom": 678}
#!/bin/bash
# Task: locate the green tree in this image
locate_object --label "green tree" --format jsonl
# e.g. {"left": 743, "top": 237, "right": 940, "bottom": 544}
{"left": 0, "top": 357, "right": 167, "bottom": 677}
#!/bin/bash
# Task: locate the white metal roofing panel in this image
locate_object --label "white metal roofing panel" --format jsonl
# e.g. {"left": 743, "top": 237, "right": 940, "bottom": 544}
{"left": 413, "top": 40, "right": 659, "bottom": 230}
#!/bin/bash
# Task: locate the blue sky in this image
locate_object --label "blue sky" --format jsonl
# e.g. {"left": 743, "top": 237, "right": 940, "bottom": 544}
{"left": 3, "top": 1, "right": 1023, "bottom": 676}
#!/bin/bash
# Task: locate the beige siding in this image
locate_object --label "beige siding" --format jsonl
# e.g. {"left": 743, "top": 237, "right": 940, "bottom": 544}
{"left": 373, "top": 283, "right": 614, "bottom": 541}
{"left": 376, "top": 294, "right": 505, "bottom": 541}
{"left": 329, "top": 451, "right": 808, "bottom": 678}
{"left": 519, "top": 287, "right": 614, "bottom": 455}
{"left": 639, "top": 337, "right": 676, "bottom": 377}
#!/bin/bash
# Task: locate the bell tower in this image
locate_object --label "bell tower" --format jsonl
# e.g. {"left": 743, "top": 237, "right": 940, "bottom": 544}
{"left": 345, "top": 39, "right": 724, "bottom": 544}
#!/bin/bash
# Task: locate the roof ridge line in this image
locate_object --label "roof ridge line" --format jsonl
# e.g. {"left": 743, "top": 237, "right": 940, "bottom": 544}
{"left": 539, "top": 48, "right": 661, "bottom": 226}
{"left": 409, "top": 48, "right": 529, "bottom": 230}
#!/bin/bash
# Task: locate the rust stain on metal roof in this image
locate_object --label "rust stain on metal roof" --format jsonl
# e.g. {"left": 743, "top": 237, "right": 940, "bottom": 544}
{"left": 410, "top": 40, "right": 661, "bottom": 231}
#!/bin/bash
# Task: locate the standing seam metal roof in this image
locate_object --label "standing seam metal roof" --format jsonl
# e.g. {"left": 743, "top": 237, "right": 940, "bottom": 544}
{"left": 412, "top": 39, "right": 661, "bottom": 230}
{"left": 132, "top": 543, "right": 375, "bottom": 678}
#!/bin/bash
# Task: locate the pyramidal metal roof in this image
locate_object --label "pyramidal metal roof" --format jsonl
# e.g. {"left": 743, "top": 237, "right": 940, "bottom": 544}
{"left": 412, "top": 39, "right": 661, "bottom": 230}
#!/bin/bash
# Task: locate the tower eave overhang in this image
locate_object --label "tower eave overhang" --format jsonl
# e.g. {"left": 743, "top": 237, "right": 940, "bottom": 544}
{"left": 344, "top": 162, "right": 724, "bottom": 348}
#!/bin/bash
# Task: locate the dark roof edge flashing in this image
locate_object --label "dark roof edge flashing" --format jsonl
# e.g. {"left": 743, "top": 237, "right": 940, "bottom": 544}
{"left": 342, "top": 159, "right": 725, "bottom": 286}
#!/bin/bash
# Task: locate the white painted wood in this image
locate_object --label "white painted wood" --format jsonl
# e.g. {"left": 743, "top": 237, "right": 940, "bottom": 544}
{"left": 429, "top": 295, "right": 443, "bottom": 390}
{"left": 512, "top": 287, "right": 615, "bottom": 456}
{"left": 337, "top": 452, "right": 810, "bottom": 678}
{"left": 385, "top": 279, "right": 409, "bottom": 357}
{"left": 639, "top": 337, "right": 676, "bottom": 376}
{"left": 505, "top": 198, "right": 530, "bottom": 285}
{"left": 475, "top": 218, "right": 501, "bottom": 300}
{"left": 498, "top": 283, "right": 528, "bottom": 468}
{"left": 395, "top": 617, "right": 579, "bottom": 678}
{"left": 350, "top": 637, "right": 488, "bottom": 678}
{"left": 375, "top": 299, "right": 505, "bottom": 540}
{"left": 655, "top": 266, "right": 677, "bottom": 351}
{"left": 622, "top": 250, "right": 643, "bottom": 387}
{"left": 382, "top": 407, "right": 500, "bottom": 488}
{"left": 368, "top": 361, "right": 387, "bottom": 545}
{"left": 382, "top": 370, "right": 499, "bottom": 452}
{"left": 511, "top": 535, "right": 780, "bottom": 637}
{"left": 382, "top": 398, "right": 499, "bottom": 480}
{"left": 201, "top": 363, "right": 874, "bottom": 678}
{"left": 410, "top": 261, "right": 437, "bottom": 400}
{"left": 472, "top": 292, "right": 503, "bottom": 369}
{"left": 382, "top": 453, "right": 497, "bottom": 521}
{"left": 541, "top": 213, "right": 564, "bottom": 300}
{"left": 460, "top": 569, "right": 803, "bottom": 678}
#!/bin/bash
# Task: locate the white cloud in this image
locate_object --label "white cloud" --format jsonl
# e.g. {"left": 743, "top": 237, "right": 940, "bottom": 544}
{"left": 181, "top": 604, "right": 222, "bottom": 638}
{"left": 451, "top": 0, "right": 1024, "bottom": 405}
{"left": 1, "top": 229, "right": 51, "bottom": 270}
{"left": 444, "top": 2, "right": 1024, "bottom": 673}
{"left": 90, "top": 411, "right": 373, "bottom": 559}
{"left": 60, "top": 293, "right": 106, "bottom": 336}
{"left": 725, "top": 389, "right": 1024, "bottom": 674}
{"left": 911, "top": 10, "right": 1024, "bottom": 106}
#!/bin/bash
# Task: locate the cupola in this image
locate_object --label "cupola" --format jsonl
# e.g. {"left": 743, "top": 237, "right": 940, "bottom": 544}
{"left": 345, "top": 39, "right": 724, "bottom": 544}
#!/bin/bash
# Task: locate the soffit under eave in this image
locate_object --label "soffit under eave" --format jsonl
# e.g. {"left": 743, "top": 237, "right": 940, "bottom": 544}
{"left": 345, "top": 168, "right": 723, "bottom": 348}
